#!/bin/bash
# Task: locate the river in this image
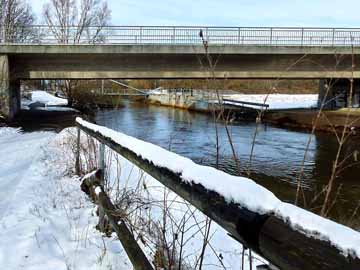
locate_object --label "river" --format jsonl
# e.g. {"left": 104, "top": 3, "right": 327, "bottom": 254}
{"left": 95, "top": 101, "right": 360, "bottom": 228}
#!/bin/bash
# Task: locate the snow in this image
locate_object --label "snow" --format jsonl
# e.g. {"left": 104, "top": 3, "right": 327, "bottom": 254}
{"left": 0, "top": 126, "right": 262, "bottom": 269}
{"left": 76, "top": 117, "right": 360, "bottom": 260}
{"left": 222, "top": 94, "right": 318, "bottom": 110}
{"left": 22, "top": 91, "right": 68, "bottom": 109}
{"left": 0, "top": 128, "right": 131, "bottom": 269}
{"left": 0, "top": 128, "right": 54, "bottom": 218}
{"left": 21, "top": 91, "right": 77, "bottom": 112}
{"left": 21, "top": 106, "right": 78, "bottom": 112}
{"left": 35, "top": 107, "right": 78, "bottom": 112}
{"left": 1, "top": 118, "right": 359, "bottom": 269}
{"left": 80, "top": 169, "right": 98, "bottom": 182}
{"left": 31, "top": 91, "right": 68, "bottom": 106}
{"left": 276, "top": 203, "right": 360, "bottom": 258}
{"left": 95, "top": 186, "right": 102, "bottom": 196}
{"left": 148, "top": 87, "right": 164, "bottom": 95}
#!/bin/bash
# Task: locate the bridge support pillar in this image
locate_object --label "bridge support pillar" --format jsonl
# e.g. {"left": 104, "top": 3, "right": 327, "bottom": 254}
{"left": 318, "top": 79, "right": 360, "bottom": 109}
{"left": 0, "top": 55, "right": 20, "bottom": 121}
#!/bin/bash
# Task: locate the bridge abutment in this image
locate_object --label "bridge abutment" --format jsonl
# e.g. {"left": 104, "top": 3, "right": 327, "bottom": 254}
{"left": 0, "top": 55, "right": 20, "bottom": 121}
{"left": 318, "top": 79, "right": 360, "bottom": 109}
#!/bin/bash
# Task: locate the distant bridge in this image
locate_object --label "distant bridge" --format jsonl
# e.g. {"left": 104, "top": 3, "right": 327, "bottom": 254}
{"left": 1, "top": 26, "right": 360, "bottom": 119}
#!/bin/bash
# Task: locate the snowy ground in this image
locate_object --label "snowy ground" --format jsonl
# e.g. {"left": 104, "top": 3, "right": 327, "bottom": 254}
{"left": 21, "top": 91, "right": 76, "bottom": 112}
{"left": 222, "top": 94, "right": 319, "bottom": 110}
{"left": 0, "top": 128, "right": 131, "bottom": 270}
{"left": 0, "top": 128, "right": 54, "bottom": 219}
{"left": 0, "top": 127, "right": 264, "bottom": 269}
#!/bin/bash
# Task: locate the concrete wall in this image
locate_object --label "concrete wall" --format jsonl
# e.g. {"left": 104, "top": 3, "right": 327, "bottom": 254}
{"left": 0, "top": 55, "right": 10, "bottom": 119}
{"left": 8, "top": 53, "right": 360, "bottom": 80}
{"left": 2, "top": 44, "right": 360, "bottom": 55}
{"left": 1, "top": 45, "right": 360, "bottom": 80}
{"left": 0, "top": 54, "right": 20, "bottom": 120}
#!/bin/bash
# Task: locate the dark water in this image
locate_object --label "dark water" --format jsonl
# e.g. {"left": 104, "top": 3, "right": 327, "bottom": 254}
{"left": 95, "top": 101, "right": 360, "bottom": 227}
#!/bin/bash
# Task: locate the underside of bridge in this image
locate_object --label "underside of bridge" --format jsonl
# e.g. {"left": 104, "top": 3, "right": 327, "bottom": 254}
{"left": 1, "top": 45, "right": 360, "bottom": 120}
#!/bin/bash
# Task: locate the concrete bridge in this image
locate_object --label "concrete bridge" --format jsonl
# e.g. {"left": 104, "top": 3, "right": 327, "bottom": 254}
{"left": 1, "top": 26, "right": 360, "bottom": 119}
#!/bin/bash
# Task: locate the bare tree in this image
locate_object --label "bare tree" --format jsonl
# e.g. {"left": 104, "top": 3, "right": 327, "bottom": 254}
{"left": 43, "top": 0, "right": 111, "bottom": 44}
{"left": 42, "top": 0, "right": 111, "bottom": 105}
{"left": 0, "top": 0, "right": 36, "bottom": 43}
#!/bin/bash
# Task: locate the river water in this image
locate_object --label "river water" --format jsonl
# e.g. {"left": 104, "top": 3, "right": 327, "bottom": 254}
{"left": 94, "top": 101, "right": 360, "bottom": 227}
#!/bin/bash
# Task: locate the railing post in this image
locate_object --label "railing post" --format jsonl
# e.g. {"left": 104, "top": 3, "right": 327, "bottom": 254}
{"left": 238, "top": 27, "right": 241, "bottom": 44}
{"left": 139, "top": 26, "right": 142, "bottom": 44}
{"left": 332, "top": 28, "right": 335, "bottom": 46}
{"left": 172, "top": 26, "right": 175, "bottom": 44}
{"left": 97, "top": 141, "right": 106, "bottom": 232}
{"left": 0, "top": 25, "right": 3, "bottom": 43}
{"left": 270, "top": 27, "right": 273, "bottom": 45}
{"left": 99, "top": 142, "right": 105, "bottom": 182}
{"left": 75, "top": 127, "right": 81, "bottom": 175}
{"left": 301, "top": 28, "right": 304, "bottom": 46}
{"left": 206, "top": 27, "right": 209, "bottom": 43}
{"left": 36, "top": 25, "right": 40, "bottom": 44}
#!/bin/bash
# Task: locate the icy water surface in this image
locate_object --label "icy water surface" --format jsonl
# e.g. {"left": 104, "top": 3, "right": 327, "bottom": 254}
{"left": 95, "top": 101, "right": 360, "bottom": 226}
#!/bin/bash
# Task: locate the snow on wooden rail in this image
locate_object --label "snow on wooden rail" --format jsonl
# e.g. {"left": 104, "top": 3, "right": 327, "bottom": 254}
{"left": 75, "top": 117, "right": 360, "bottom": 270}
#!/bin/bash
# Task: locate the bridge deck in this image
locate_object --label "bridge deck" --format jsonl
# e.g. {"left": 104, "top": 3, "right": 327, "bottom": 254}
{"left": 1, "top": 44, "right": 360, "bottom": 55}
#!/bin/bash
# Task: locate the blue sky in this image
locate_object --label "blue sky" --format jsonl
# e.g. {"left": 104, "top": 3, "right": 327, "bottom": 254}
{"left": 31, "top": 0, "right": 360, "bottom": 27}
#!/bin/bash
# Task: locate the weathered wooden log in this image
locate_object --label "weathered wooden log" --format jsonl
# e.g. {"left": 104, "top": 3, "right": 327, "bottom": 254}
{"left": 259, "top": 216, "right": 360, "bottom": 270}
{"left": 80, "top": 169, "right": 154, "bottom": 270}
{"left": 97, "top": 187, "right": 154, "bottom": 270}
{"left": 77, "top": 121, "right": 360, "bottom": 270}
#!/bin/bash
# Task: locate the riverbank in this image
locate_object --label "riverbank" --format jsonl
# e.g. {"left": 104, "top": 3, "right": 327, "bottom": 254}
{"left": 1, "top": 100, "right": 360, "bottom": 268}
{"left": 0, "top": 128, "right": 132, "bottom": 269}
{"left": 0, "top": 126, "right": 263, "bottom": 269}
{"left": 264, "top": 108, "right": 360, "bottom": 132}
{"left": 147, "top": 92, "right": 360, "bottom": 132}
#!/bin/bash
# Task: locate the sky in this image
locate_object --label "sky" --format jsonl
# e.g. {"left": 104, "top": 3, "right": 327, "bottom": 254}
{"left": 30, "top": 0, "right": 360, "bottom": 27}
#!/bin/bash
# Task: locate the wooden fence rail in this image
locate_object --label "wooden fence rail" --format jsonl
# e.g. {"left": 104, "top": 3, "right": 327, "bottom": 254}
{"left": 76, "top": 119, "right": 360, "bottom": 270}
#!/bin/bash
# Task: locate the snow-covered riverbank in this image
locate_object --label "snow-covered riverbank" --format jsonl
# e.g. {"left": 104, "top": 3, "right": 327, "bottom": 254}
{"left": 223, "top": 94, "right": 318, "bottom": 109}
{"left": 0, "top": 128, "right": 131, "bottom": 269}
{"left": 0, "top": 127, "right": 263, "bottom": 269}
{"left": 22, "top": 91, "right": 78, "bottom": 112}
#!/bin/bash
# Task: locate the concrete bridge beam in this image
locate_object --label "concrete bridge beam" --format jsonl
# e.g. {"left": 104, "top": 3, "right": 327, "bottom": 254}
{"left": 0, "top": 55, "right": 20, "bottom": 121}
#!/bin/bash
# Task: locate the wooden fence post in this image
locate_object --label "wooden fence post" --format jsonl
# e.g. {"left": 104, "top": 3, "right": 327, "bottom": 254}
{"left": 99, "top": 142, "right": 105, "bottom": 182}
{"left": 98, "top": 142, "right": 106, "bottom": 232}
{"left": 75, "top": 127, "right": 81, "bottom": 175}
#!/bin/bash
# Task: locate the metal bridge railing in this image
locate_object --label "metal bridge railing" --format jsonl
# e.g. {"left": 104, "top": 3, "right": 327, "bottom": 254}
{"left": 1, "top": 25, "right": 360, "bottom": 46}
